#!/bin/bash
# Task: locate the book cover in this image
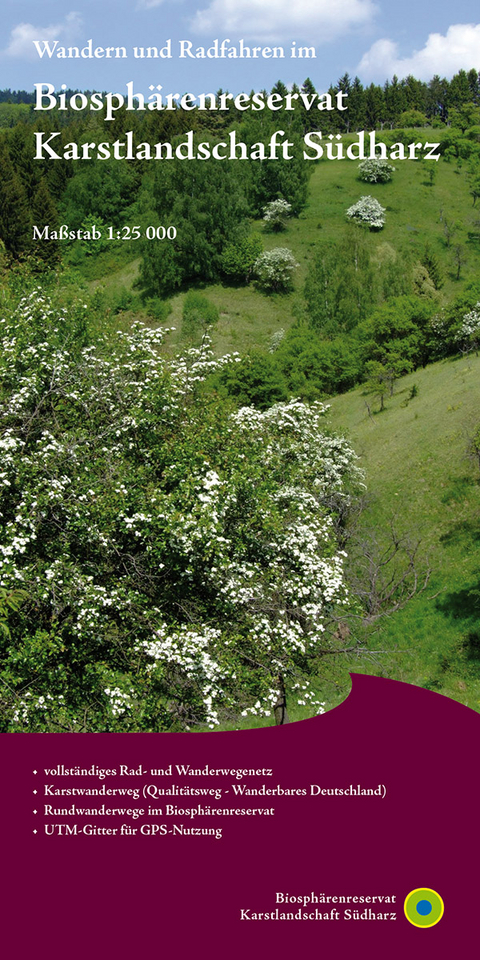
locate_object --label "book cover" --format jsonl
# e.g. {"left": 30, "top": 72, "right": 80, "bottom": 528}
{"left": 0, "top": 1, "right": 479, "bottom": 956}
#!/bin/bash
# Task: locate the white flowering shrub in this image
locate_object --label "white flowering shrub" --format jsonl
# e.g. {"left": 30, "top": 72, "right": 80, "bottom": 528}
{"left": 430, "top": 301, "right": 480, "bottom": 356}
{"left": 253, "top": 248, "right": 299, "bottom": 291}
{"left": 346, "top": 196, "right": 386, "bottom": 230}
{"left": 456, "top": 302, "right": 480, "bottom": 352}
{"left": 262, "top": 199, "right": 292, "bottom": 231}
{"left": 0, "top": 288, "right": 362, "bottom": 732}
{"left": 357, "top": 159, "right": 395, "bottom": 183}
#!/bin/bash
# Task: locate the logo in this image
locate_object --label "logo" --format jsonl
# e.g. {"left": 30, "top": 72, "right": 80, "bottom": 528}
{"left": 404, "top": 888, "right": 444, "bottom": 928}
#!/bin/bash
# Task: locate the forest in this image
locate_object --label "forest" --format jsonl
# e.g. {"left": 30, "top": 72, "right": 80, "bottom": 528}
{"left": 0, "top": 67, "right": 479, "bottom": 731}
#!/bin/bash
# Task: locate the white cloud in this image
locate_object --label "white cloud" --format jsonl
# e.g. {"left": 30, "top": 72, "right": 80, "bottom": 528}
{"left": 3, "top": 12, "right": 83, "bottom": 59}
{"left": 358, "top": 23, "right": 480, "bottom": 81}
{"left": 190, "top": 0, "right": 376, "bottom": 43}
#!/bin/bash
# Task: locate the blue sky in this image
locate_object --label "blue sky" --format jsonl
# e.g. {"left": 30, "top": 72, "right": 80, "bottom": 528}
{"left": 1, "top": 0, "right": 479, "bottom": 95}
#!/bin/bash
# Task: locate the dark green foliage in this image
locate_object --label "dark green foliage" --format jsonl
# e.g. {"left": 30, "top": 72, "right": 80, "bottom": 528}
{"left": 364, "top": 83, "right": 386, "bottom": 128}
{"left": 384, "top": 77, "right": 408, "bottom": 126}
{"left": 275, "top": 327, "right": 362, "bottom": 397}
{"left": 299, "top": 78, "right": 320, "bottom": 133}
{"left": 61, "top": 160, "right": 139, "bottom": 228}
{"left": 0, "top": 138, "right": 32, "bottom": 257}
{"left": 347, "top": 76, "right": 367, "bottom": 131}
{"left": 220, "top": 234, "right": 263, "bottom": 283}
{"left": 215, "top": 352, "right": 289, "bottom": 408}
{"left": 357, "top": 295, "right": 434, "bottom": 371}
{"left": 139, "top": 149, "right": 250, "bottom": 296}
{"left": 241, "top": 112, "right": 309, "bottom": 215}
{"left": 248, "top": 152, "right": 309, "bottom": 216}
{"left": 221, "top": 327, "right": 363, "bottom": 402}
{"left": 139, "top": 241, "right": 183, "bottom": 298}
{"left": 441, "top": 128, "right": 480, "bottom": 162}
{"left": 7, "top": 124, "right": 43, "bottom": 202}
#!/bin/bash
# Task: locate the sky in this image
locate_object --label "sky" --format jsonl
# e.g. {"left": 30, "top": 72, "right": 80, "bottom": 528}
{"left": 1, "top": 0, "right": 479, "bottom": 96}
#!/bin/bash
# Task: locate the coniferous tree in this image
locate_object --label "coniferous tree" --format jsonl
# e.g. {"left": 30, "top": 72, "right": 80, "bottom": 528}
{"left": 401, "top": 75, "right": 428, "bottom": 112}
{"left": 384, "top": 75, "right": 407, "bottom": 127}
{"left": 467, "top": 69, "right": 480, "bottom": 105}
{"left": 299, "top": 77, "right": 319, "bottom": 133}
{"left": 0, "top": 139, "right": 32, "bottom": 257}
{"left": 449, "top": 69, "right": 473, "bottom": 109}
{"left": 427, "top": 75, "right": 449, "bottom": 122}
{"left": 365, "top": 84, "right": 385, "bottom": 128}
{"left": 349, "top": 76, "right": 366, "bottom": 131}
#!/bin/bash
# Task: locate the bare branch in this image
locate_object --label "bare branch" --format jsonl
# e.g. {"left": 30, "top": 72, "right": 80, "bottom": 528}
{"left": 347, "top": 520, "right": 432, "bottom": 624}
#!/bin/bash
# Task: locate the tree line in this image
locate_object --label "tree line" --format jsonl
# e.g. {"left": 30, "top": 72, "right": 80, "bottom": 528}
{"left": 1, "top": 66, "right": 479, "bottom": 126}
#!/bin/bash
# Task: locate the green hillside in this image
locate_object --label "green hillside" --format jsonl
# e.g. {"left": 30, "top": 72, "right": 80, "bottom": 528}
{"left": 325, "top": 354, "right": 480, "bottom": 712}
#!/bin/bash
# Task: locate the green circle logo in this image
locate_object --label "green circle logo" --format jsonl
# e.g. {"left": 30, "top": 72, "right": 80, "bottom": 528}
{"left": 404, "top": 888, "right": 444, "bottom": 928}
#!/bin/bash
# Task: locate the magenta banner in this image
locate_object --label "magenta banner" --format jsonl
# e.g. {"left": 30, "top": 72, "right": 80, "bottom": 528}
{"left": 1, "top": 674, "right": 477, "bottom": 957}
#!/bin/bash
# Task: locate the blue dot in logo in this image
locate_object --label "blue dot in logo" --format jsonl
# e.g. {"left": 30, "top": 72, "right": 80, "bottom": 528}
{"left": 416, "top": 900, "right": 432, "bottom": 916}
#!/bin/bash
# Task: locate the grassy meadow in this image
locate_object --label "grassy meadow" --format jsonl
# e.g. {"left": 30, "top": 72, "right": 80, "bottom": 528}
{"left": 327, "top": 354, "right": 480, "bottom": 710}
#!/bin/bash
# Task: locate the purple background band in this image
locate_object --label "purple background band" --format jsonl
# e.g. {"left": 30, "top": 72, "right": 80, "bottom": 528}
{"left": 1, "top": 674, "right": 477, "bottom": 957}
